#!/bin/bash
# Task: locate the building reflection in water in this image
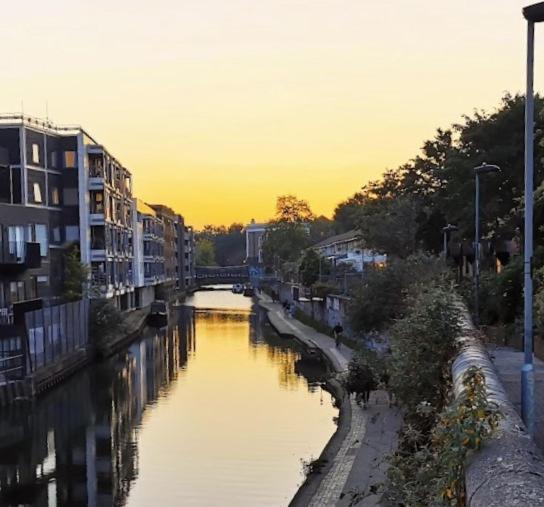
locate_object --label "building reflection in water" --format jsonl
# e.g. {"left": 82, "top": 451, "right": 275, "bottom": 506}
{"left": 0, "top": 305, "right": 330, "bottom": 507}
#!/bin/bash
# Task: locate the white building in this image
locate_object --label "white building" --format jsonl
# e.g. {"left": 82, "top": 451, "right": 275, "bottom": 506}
{"left": 245, "top": 219, "right": 267, "bottom": 266}
{"left": 312, "top": 230, "right": 386, "bottom": 273}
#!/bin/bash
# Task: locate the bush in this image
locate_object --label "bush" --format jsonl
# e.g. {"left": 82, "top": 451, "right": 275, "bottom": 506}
{"left": 383, "top": 367, "right": 501, "bottom": 506}
{"left": 90, "top": 299, "right": 125, "bottom": 343}
{"left": 389, "top": 283, "right": 461, "bottom": 419}
{"left": 349, "top": 254, "right": 450, "bottom": 333}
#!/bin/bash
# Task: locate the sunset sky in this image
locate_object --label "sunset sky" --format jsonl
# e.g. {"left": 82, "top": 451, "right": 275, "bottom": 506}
{"left": 2, "top": 1, "right": 542, "bottom": 228}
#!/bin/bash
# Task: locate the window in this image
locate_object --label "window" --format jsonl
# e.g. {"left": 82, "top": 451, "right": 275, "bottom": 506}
{"left": 50, "top": 151, "right": 58, "bottom": 168}
{"left": 32, "top": 143, "right": 40, "bottom": 164}
{"left": 27, "top": 170, "right": 46, "bottom": 205}
{"left": 8, "top": 226, "right": 25, "bottom": 260}
{"left": 27, "top": 224, "right": 48, "bottom": 257}
{"left": 64, "top": 151, "right": 76, "bottom": 168}
{"left": 33, "top": 183, "right": 42, "bottom": 203}
{"left": 65, "top": 226, "right": 79, "bottom": 242}
{"left": 50, "top": 226, "right": 61, "bottom": 244}
{"left": 90, "top": 191, "right": 104, "bottom": 214}
{"left": 47, "top": 173, "right": 62, "bottom": 206}
{"left": 35, "top": 275, "right": 49, "bottom": 298}
{"left": 0, "top": 166, "right": 9, "bottom": 203}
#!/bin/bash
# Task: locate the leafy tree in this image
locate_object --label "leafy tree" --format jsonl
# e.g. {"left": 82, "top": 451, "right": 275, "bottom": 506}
{"left": 262, "top": 195, "right": 313, "bottom": 268}
{"left": 195, "top": 238, "right": 216, "bottom": 266}
{"left": 274, "top": 194, "right": 314, "bottom": 223}
{"left": 63, "top": 246, "right": 88, "bottom": 302}
{"left": 90, "top": 298, "right": 125, "bottom": 344}
{"left": 299, "top": 249, "right": 321, "bottom": 286}
{"left": 196, "top": 223, "right": 245, "bottom": 266}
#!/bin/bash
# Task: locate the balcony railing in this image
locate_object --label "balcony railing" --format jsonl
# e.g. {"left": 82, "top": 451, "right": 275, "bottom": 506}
{"left": 0, "top": 241, "right": 41, "bottom": 269}
{"left": 89, "top": 166, "right": 104, "bottom": 178}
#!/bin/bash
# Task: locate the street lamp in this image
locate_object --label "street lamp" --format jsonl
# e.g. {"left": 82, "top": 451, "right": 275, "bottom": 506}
{"left": 441, "top": 224, "right": 458, "bottom": 258}
{"left": 474, "top": 163, "right": 500, "bottom": 327}
{"left": 521, "top": 2, "right": 544, "bottom": 436}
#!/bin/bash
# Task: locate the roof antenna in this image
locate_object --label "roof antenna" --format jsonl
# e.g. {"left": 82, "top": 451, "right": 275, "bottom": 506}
{"left": 21, "top": 100, "right": 24, "bottom": 117}
{"left": 45, "top": 100, "right": 49, "bottom": 122}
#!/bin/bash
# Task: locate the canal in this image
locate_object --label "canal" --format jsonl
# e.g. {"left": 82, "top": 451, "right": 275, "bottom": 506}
{"left": 0, "top": 290, "right": 338, "bottom": 506}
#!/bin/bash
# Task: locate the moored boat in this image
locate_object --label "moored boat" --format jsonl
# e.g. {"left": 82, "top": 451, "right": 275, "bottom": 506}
{"left": 148, "top": 300, "right": 168, "bottom": 327}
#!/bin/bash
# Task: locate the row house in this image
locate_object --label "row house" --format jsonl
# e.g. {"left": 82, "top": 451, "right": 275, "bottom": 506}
{"left": 312, "top": 230, "right": 386, "bottom": 273}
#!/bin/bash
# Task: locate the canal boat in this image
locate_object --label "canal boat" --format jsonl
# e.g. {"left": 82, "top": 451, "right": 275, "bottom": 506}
{"left": 243, "top": 284, "right": 255, "bottom": 297}
{"left": 148, "top": 300, "right": 168, "bottom": 327}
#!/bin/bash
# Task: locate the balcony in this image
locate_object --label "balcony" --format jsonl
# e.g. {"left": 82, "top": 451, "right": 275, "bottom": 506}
{"left": 0, "top": 241, "right": 41, "bottom": 273}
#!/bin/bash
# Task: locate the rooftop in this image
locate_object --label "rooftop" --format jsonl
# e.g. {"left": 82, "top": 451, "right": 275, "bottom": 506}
{"left": 312, "top": 229, "right": 361, "bottom": 249}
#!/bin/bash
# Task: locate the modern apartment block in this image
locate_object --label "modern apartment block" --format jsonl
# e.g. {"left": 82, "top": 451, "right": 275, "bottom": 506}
{"left": 133, "top": 199, "right": 165, "bottom": 308}
{"left": 86, "top": 145, "right": 135, "bottom": 309}
{"left": 149, "top": 204, "right": 183, "bottom": 296}
{"left": 183, "top": 225, "right": 196, "bottom": 290}
{"left": 0, "top": 115, "right": 82, "bottom": 320}
{"left": 0, "top": 114, "right": 195, "bottom": 316}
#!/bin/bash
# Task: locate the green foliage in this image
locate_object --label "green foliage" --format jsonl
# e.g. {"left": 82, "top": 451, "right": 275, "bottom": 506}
{"left": 348, "top": 254, "right": 449, "bottom": 333}
{"left": 356, "top": 196, "right": 420, "bottom": 258}
{"left": 196, "top": 223, "right": 245, "bottom": 266}
{"left": 89, "top": 298, "right": 126, "bottom": 343}
{"left": 310, "top": 281, "right": 340, "bottom": 299}
{"left": 195, "top": 238, "right": 216, "bottom": 266}
{"left": 389, "top": 284, "right": 461, "bottom": 417}
{"left": 262, "top": 195, "right": 313, "bottom": 267}
{"left": 63, "top": 246, "right": 88, "bottom": 302}
{"left": 299, "top": 249, "right": 321, "bottom": 286}
{"left": 384, "top": 367, "right": 501, "bottom": 506}
{"left": 334, "top": 94, "right": 544, "bottom": 256}
{"left": 343, "top": 349, "right": 383, "bottom": 395}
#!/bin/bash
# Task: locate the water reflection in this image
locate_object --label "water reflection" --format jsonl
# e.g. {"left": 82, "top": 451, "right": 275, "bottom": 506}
{"left": 0, "top": 298, "right": 337, "bottom": 507}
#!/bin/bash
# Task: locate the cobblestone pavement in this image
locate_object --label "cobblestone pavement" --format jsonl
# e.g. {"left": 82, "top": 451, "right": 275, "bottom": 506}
{"left": 258, "top": 295, "right": 402, "bottom": 506}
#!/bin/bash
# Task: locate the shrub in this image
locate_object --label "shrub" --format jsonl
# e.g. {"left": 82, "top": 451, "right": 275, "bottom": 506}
{"left": 388, "top": 284, "right": 461, "bottom": 418}
{"left": 90, "top": 299, "right": 125, "bottom": 343}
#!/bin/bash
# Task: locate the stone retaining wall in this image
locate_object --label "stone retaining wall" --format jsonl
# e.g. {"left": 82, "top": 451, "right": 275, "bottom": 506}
{"left": 453, "top": 310, "right": 544, "bottom": 506}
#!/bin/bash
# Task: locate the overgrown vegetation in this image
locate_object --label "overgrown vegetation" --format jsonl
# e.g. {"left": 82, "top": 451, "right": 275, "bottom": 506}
{"left": 90, "top": 298, "right": 126, "bottom": 344}
{"left": 62, "top": 246, "right": 88, "bottom": 302}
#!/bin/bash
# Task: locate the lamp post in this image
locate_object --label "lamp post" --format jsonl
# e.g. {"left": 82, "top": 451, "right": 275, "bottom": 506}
{"left": 441, "top": 224, "right": 458, "bottom": 258}
{"left": 474, "top": 163, "right": 500, "bottom": 326}
{"left": 521, "top": 2, "right": 544, "bottom": 436}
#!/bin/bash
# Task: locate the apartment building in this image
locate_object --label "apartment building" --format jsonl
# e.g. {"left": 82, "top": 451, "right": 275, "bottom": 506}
{"left": 0, "top": 114, "right": 195, "bottom": 316}
{"left": 87, "top": 145, "right": 135, "bottom": 309}
{"left": 133, "top": 199, "right": 165, "bottom": 308}
{"left": 0, "top": 115, "right": 82, "bottom": 320}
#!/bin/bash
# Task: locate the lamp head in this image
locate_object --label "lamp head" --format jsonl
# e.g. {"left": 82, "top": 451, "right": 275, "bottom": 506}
{"left": 474, "top": 163, "right": 501, "bottom": 175}
{"left": 524, "top": 2, "right": 544, "bottom": 22}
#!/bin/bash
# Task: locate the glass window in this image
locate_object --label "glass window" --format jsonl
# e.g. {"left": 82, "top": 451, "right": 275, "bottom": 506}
{"left": 50, "top": 151, "right": 58, "bottom": 168}
{"left": 0, "top": 166, "right": 9, "bottom": 203}
{"left": 8, "top": 226, "right": 25, "bottom": 260}
{"left": 27, "top": 170, "right": 46, "bottom": 205}
{"left": 50, "top": 226, "right": 62, "bottom": 244}
{"left": 9, "top": 282, "right": 17, "bottom": 303}
{"left": 17, "top": 281, "right": 24, "bottom": 301}
{"left": 63, "top": 188, "right": 78, "bottom": 206}
{"left": 27, "top": 224, "right": 48, "bottom": 257}
{"left": 36, "top": 275, "right": 48, "bottom": 298}
{"left": 64, "top": 151, "right": 76, "bottom": 168}
{"left": 47, "top": 173, "right": 62, "bottom": 206}
{"left": 32, "top": 143, "right": 40, "bottom": 164}
{"left": 11, "top": 167, "right": 21, "bottom": 203}
{"left": 65, "top": 226, "right": 79, "bottom": 242}
{"left": 33, "top": 183, "right": 42, "bottom": 203}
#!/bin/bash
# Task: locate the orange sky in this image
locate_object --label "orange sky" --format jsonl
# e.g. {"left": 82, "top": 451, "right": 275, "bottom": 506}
{"left": 2, "top": 1, "right": 541, "bottom": 228}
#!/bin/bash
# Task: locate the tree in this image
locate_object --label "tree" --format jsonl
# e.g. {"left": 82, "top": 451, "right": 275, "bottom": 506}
{"left": 262, "top": 195, "right": 313, "bottom": 268}
{"left": 299, "top": 249, "right": 321, "bottom": 287}
{"left": 195, "top": 239, "right": 216, "bottom": 266}
{"left": 195, "top": 223, "right": 245, "bottom": 266}
{"left": 63, "top": 246, "right": 88, "bottom": 302}
{"left": 274, "top": 195, "right": 314, "bottom": 223}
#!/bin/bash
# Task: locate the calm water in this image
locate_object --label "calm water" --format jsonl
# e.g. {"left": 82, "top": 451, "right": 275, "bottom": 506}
{"left": 0, "top": 290, "right": 338, "bottom": 506}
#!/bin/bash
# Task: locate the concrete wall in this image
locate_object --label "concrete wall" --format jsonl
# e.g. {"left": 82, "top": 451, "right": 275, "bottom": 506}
{"left": 452, "top": 308, "right": 544, "bottom": 506}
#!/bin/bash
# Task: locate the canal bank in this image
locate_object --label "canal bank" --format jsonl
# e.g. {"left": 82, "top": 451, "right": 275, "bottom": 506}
{"left": 258, "top": 295, "right": 402, "bottom": 507}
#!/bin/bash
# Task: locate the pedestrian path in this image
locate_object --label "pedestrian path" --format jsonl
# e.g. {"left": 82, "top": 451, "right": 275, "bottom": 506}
{"left": 258, "top": 295, "right": 402, "bottom": 506}
{"left": 488, "top": 344, "right": 544, "bottom": 450}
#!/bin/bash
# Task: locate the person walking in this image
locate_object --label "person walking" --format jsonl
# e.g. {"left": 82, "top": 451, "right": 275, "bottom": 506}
{"left": 333, "top": 323, "right": 343, "bottom": 348}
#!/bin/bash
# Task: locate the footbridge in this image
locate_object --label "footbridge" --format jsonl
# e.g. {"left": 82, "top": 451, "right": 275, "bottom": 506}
{"left": 195, "top": 265, "right": 250, "bottom": 286}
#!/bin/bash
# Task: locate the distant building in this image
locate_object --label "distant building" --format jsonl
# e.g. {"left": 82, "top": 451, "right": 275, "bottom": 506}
{"left": 312, "top": 230, "right": 386, "bottom": 272}
{"left": 245, "top": 219, "right": 267, "bottom": 266}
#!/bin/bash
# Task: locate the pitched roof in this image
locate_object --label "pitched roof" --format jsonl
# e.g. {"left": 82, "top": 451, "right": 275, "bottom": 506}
{"left": 312, "top": 230, "right": 361, "bottom": 249}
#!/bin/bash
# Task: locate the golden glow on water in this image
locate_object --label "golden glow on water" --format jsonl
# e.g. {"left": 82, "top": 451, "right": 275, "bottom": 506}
{"left": 126, "top": 294, "right": 337, "bottom": 506}
{"left": 0, "top": 292, "right": 336, "bottom": 506}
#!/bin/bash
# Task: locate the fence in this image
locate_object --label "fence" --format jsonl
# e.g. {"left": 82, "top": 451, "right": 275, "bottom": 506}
{"left": 24, "top": 299, "right": 89, "bottom": 373}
